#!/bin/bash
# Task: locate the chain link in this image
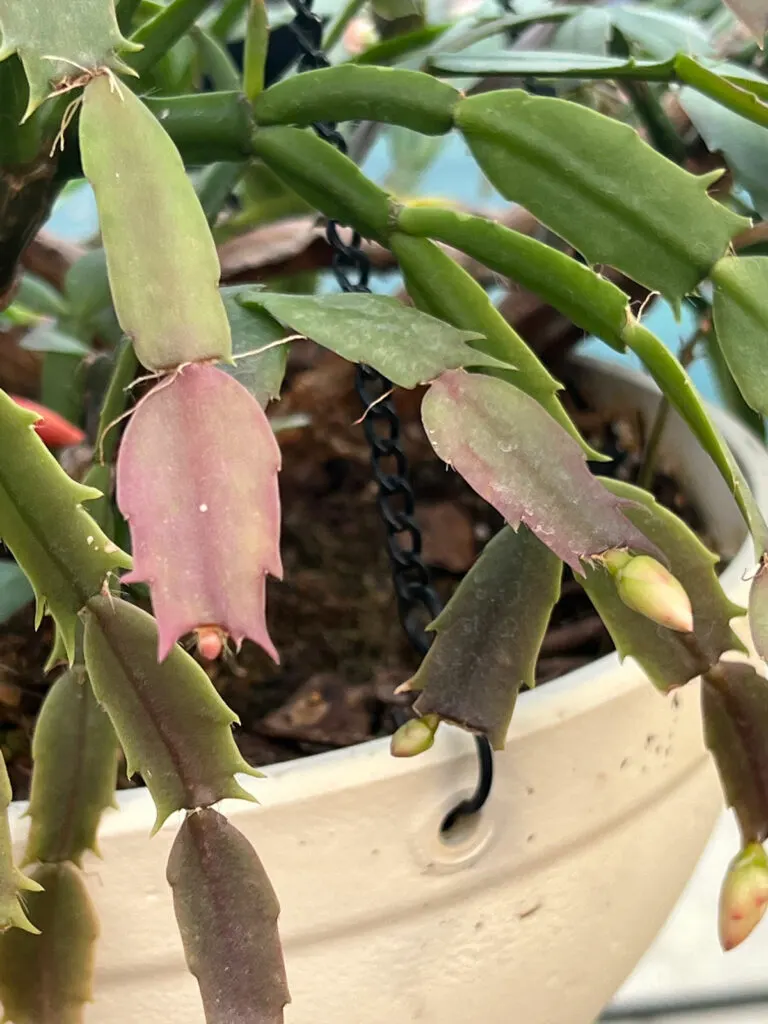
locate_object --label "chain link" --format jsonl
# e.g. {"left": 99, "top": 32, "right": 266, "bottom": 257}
{"left": 282, "top": 0, "right": 493, "bottom": 823}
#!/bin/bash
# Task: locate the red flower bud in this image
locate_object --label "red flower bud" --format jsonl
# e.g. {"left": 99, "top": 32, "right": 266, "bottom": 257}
{"left": 10, "top": 396, "right": 85, "bottom": 448}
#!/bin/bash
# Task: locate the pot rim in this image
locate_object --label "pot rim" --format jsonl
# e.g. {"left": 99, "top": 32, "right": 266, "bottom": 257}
{"left": 10, "top": 356, "right": 768, "bottom": 834}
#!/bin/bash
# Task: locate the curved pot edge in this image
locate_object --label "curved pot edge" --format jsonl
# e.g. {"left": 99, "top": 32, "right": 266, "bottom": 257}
{"left": 9, "top": 357, "right": 767, "bottom": 842}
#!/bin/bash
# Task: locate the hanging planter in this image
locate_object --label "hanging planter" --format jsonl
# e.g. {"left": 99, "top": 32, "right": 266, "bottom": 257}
{"left": 5, "top": 1, "right": 768, "bottom": 1022}
{"left": 7, "top": 356, "right": 765, "bottom": 1024}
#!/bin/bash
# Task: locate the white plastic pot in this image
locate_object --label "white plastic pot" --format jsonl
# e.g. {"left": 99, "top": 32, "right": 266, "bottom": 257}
{"left": 9, "top": 357, "right": 768, "bottom": 1024}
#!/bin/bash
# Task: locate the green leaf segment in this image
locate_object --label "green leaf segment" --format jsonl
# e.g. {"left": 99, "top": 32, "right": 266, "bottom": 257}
{"left": 0, "top": 0, "right": 139, "bottom": 120}
{"left": 245, "top": 67, "right": 766, "bottom": 552}
{"left": 3, "top": 24, "right": 768, "bottom": 1019}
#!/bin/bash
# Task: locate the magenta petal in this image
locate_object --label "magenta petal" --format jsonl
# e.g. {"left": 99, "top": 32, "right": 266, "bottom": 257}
{"left": 117, "top": 364, "right": 282, "bottom": 661}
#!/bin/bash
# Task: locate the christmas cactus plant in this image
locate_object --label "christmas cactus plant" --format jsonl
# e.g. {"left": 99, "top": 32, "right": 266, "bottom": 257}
{"left": 3, "top": 0, "right": 768, "bottom": 1019}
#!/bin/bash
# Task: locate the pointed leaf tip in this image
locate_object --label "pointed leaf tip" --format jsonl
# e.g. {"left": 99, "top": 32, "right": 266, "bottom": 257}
{"left": 116, "top": 365, "right": 282, "bottom": 662}
{"left": 0, "top": 0, "right": 138, "bottom": 120}
{"left": 0, "top": 755, "right": 38, "bottom": 934}
{"left": 421, "top": 371, "right": 658, "bottom": 573}
{"left": 83, "top": 596, "right": 260, "bottom": 830}
{"left": 412, "top": 524, "right": 562, "bottom": 748}
{"left": 455, "top": 88, "right": 747, "bottom": 304}
{"left": 250, "top": 291, "right": 508, "bottom": 387}
{"left": 0, "top": 389, "right": 131, "bottom": 663}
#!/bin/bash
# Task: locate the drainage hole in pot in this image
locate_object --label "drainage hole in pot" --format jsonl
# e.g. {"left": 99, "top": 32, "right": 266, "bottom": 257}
{"left": 413, "top": 790, "right": 495, "bottom": 871}
{"left": 439, "top": 807, "right": 484, "bottom": 847}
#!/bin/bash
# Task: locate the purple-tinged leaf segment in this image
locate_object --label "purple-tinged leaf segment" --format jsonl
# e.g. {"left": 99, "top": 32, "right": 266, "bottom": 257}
{"left": 168, "top": 809, "right": 289, "bottom": 1024}
{"left": 749, "top": 558, "right": 768, "bottom": 663}
{"left": 390, "top": 233, "right": 606, "bottom": 461}
{"left": 80, "top": 76, "right": 232, "bottom": 371}
{"left": 0, "top": 390, "right": 131, "bottom": 663}
{"left": 412, "top": 525, "right": 561, "bottom": 749}
{"left": 702, "top": 661, "right": 768, "bottom": 844}
{"left": 719, "top": 843, "right": 768, "bottom": 951}
{"left": 117, "top": 364, "right": 282, "bottom": 662}
{"left": 581, "top": 481, "right": 745, "bottom": 693}
{"left": 0, "top": 861, "right": 99, "bottom": 1024}
{"left": 25, "top": 667, "right": 118, "bottom": 867}
{"left": 421, "top": 370, "right": 657, "bottom": 573}
{"left": 723, "top": 0, "right": 768, "bottom": 42}
{"left": 0, "top": 0, "right": 140, "bottom": 120}
{"left": 82, "top": 596, "right": 260, "bottom": 833}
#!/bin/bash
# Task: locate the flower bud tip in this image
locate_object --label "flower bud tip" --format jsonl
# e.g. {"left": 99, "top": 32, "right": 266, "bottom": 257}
{"left": 390, "top": 716, "right": 439, "bottom": 758}
{"left": 615, "top": 555, "right": 694, "bottom": 633}
{"left": 195, "top": 626, "right": 224, "bottom": 661}
{"left": 719, "top": 843, "right": 768, "bottom": 951}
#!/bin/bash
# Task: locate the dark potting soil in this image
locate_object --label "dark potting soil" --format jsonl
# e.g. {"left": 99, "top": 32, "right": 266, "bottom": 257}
{"left": 0, "top": 347, "right": 708, "bottom": 799}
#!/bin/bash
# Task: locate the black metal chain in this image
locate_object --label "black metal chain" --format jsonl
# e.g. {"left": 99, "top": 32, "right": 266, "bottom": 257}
{"left": 282, "top": 0, "right": 493, "bottom": 828}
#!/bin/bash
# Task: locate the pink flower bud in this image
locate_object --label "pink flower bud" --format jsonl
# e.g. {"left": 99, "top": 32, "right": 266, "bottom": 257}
{"left": 615, "top": 555, "right": 694, "bottom": 633}
{"left": 195, "top": 626, "right": 224, "bottom": 662}
{"left": 390, "top": 715, "right": 440, "bottom": 758}
{"left": 719, "top": 843, "right": 768, "bottom": 951}
{"left": 342, "top": 16, "right": 376, "bottom": 55}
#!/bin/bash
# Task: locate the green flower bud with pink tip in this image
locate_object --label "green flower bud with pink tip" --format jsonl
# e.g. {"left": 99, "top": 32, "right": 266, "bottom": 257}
{"left": 390, "top": 715, "right": 440, "bottom": 758}
{"left": 719, "top": 843, "right": 768, "bottom": 951}
{"left": 612, "top": 554, "right": 694, "bottom": 633}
